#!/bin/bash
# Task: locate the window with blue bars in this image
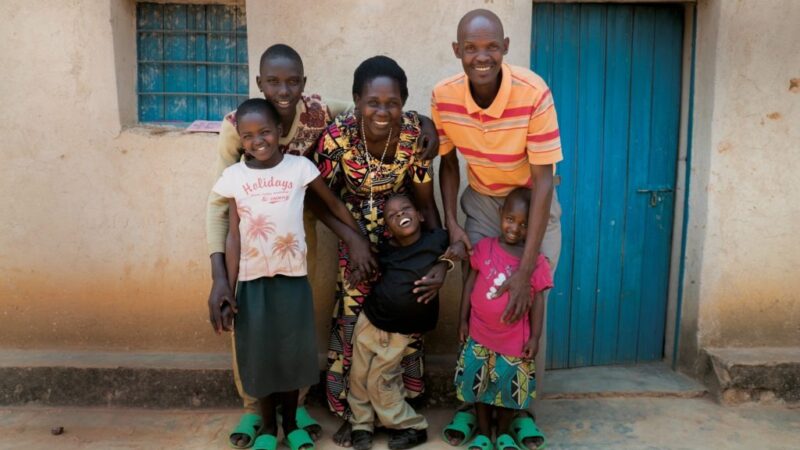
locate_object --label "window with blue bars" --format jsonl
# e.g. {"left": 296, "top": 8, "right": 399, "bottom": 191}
{"left": 136, "top": 2, "right": 248, "bottom": 123}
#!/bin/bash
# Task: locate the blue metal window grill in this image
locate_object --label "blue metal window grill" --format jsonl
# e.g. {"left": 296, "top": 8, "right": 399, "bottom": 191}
{"left": 137, "top": 2, "right": 248, "bottom": 123}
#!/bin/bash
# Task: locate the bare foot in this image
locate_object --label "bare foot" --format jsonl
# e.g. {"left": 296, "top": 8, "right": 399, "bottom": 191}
{"left": 333, "top": 420, "right": 352, "bottom": 447}
{"left": 443, "top": 429, "right": 465, "bottom": 446}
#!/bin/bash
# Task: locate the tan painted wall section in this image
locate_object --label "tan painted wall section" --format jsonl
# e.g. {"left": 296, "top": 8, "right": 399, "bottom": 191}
{"left": 680, "top": 0, "right": 800, "bottom": 368}
{"left": 0, "top": 0, "right": 532, "bottom": 354}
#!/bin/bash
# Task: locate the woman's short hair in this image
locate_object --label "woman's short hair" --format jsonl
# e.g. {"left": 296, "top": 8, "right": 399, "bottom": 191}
{"left": 352, "top": 55, "right": 409, "bottom": 102}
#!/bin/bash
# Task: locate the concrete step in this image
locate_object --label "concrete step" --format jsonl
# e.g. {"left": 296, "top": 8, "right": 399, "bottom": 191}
{"left": 1, "top": 350, "right": 708, "bottom": 409}
{"left": 542, "top": 362, "right": 707, "bottom": 400}
{"left": 0, "top": 350, "right": 458, "bottom": 409}
{"left": 703, "top": 347, "right": 800, "bottom": 404}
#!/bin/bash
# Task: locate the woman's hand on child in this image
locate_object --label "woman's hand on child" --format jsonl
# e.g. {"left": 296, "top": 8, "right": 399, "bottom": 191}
{"left": 458, "top": 320, "right": 469, "bottom": 343}
{"left": 208, "top": 280, "right": 237, "bottom": 334}
{"left": 522, "top": 337, "right": 539, "bottom": 360}
{"left": 416, "top": 115, "right": 441, "bottom": 161}
{"left": 413, "top": 262, "right": 447, "bottom": 304}
{"left": 347, "top": 237, "right": 377, "bottom": 280}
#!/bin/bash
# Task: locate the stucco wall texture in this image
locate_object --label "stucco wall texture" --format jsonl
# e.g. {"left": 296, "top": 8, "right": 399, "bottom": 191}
{"left": 0, "top": 0, "right": 530, "bottom": 354}
{"left": 679, "top": 0, "right": 800, "bottom": 369}
{"left": 2, "top": 0, "right": 798, "bottom": 363}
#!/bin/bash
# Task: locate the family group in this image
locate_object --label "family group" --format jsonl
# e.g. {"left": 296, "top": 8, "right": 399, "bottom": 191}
{"left": 205, "top": 9, "right": 563, "bottom": 450}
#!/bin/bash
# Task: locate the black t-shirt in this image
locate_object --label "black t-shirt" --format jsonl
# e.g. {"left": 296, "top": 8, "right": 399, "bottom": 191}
{"left": 364, "top": 228, "right": 449, "bottom": 334}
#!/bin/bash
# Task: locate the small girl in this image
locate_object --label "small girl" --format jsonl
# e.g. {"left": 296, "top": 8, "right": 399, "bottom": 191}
{"left": 454, "top": 187, "right": 553, "bottom": 450}
{"left": 213, "top": 98, "right": 370, "bottom": 450}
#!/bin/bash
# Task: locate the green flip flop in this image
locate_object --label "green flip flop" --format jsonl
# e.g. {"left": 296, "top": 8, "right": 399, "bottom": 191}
{"left": 252, "top": 434, "right": 278, "bottom": 450}
{"left": 296, "top": 406, "right": 322, "bottom": 440}
{"left": 229, "top": 412, "right": 263, "bottom": 449}
{"left": 465, "top": 434, "right": 494, "bottom": 450}
{"left": 496, "top": 434, "right": 522, "bottom": 450}
{"left": 441, "top": 411, "right": 478, "bottom": 446}
{"left": 286, "top": 428, "right": 316, "bottom": 450}
{"left": 510, "top": 416, "right": 547, "bottom": 449}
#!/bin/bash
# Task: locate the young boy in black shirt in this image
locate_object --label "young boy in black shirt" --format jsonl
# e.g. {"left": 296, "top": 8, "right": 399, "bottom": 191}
{"left": 347, "top": 195, "right": 463, "bottom": 450}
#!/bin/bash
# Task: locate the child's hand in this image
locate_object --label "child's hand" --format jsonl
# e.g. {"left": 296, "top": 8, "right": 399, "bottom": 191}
{"left": 208, "top": 279, "right": 236, "bottom": 335}
{"left": 458, "top": 320, "right": 469, "bottom": 344}
{"left": 522, "top": 337, "right": 540, "bottom": 360}
{"left": 443, "top": 240, "right": 469, "bottom": 262}
{"left": 221, "top": 302, "right": 235, "bottom": 332}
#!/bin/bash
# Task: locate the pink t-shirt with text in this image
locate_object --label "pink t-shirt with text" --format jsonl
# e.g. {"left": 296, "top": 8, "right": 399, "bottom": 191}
{"left": 469, "top": 237, "right": 554, "bottom": 357}
{"left": 212, "top": 155, "right": 319, "bottom": 281}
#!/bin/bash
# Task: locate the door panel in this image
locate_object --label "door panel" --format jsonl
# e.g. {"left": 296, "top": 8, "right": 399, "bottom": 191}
{"left": 532, "top": 3, "right": 684, "bottom": 368}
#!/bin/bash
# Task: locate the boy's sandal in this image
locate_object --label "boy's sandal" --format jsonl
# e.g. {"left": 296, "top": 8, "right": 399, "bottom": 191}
{"left": 252, "top": 434, "right": 278, "bottom": 450}
{"left": 496, "top": 434, "right": 523, "bottom": 450}
{"left": 286, "top": 428, "right": 316, "bottom": 450}
{"left": 465, "top": 434, "right": 494, "bottom": 450}
{"left": 441, "top": 410, "right": 478, "bottom": 446}
{"left": 296, "top": 406, "right": 322, "bottom": 440}
{"left": 229, "top": 412, "right": 263, "bottom": 449}
{"left": 510, "top": 416, "right": 547, "bottom": 449}
{"left": 351, "top": 429, "right": 374, "bottom": 450}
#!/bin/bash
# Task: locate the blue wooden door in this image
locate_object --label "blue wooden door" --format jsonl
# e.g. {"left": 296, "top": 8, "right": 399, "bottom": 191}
{"left": 531, "top": 3, "right": 684, "bottom": 368}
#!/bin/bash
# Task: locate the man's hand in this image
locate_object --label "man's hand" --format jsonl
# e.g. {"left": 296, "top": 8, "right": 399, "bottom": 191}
{"left": 495, "top": 269, "right": 532, "bottom": 324}
{"left": 522, "top": 336, "right": 540, "bottom": 360}
{"left": 443, "top": 240, "right": 469, "bottom": 262}
{"left": 416, "top": 115, "right": 440, "bottom": 160}
{"left": 208, "top": 279, "right": 236, "bottom": 334}
{"left": 447, "top": 222, "right": 473, "bottom": 256}
{"left": 458, "top": 320, "right": 470, "bottom": 344}
{"left": 413, "top": 262, "right": 448, "bottom": 304}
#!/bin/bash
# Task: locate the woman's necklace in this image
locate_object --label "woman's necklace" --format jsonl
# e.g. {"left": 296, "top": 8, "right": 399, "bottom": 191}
{"left": 360, "top": 115, "right": 392, "bottom": 211}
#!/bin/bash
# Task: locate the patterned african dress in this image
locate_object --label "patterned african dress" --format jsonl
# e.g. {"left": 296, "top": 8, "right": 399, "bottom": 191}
{"left": 313, "top": 110, "right": 433, "bottom": 419}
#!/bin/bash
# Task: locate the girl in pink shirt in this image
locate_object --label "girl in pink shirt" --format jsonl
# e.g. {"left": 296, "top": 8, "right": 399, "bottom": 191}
{"left": 454, "top": 187, "right": 553, "bottom": 449}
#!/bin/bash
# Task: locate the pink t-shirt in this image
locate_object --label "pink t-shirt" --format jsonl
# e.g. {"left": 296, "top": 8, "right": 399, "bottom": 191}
{"left": 212, "top": 155, "right": 319, "bottom": 281}
{"left": 469, "top": 237, "right": 554, "bottom": 357}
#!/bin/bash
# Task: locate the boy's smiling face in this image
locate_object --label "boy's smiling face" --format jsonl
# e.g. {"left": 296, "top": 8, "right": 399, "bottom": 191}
{"left": 384, "top": 196, "right": 423, "bottom": 244}
{"left": 256, "top": 56, "right": 306, "bottom": 117}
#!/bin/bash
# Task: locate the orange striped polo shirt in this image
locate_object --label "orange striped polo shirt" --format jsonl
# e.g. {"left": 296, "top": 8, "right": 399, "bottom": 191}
{"left": 432, "top": 64, "right": 563, "bottom": 196}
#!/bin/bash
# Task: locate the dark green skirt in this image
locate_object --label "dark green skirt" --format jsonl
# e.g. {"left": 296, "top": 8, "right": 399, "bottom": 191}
{"left": 235, "top": 276, "right": 319, "bottom": 398}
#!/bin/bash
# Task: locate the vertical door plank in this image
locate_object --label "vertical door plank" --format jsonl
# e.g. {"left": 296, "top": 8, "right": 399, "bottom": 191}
{"left": 568, "top": 4, "right": 607, "bottom": 367}
{"left": 637, "top": 6, "right": 683, "bottom": 361}
{"left": 546, "top": 3, "right": 581, "bottom": 369}
{"left": 617, "top": 6, "right": 656, "bottom": 363}
{"left": 592, "top": 5, "right": 633, "bottom": 365}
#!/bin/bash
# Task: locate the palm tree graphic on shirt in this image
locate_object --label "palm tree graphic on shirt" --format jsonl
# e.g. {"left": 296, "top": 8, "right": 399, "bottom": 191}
{"left": 238, "top": 206, "right": 276, "bottom": 276}
{"left": 272, "top": 232, "right": 302, "bottom": 272}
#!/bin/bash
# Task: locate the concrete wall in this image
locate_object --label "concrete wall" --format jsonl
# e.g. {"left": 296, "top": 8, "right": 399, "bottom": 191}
{"left": 0, "top": 0, "right": 532, "bottom": 355}
{"left": 679, "top": 0, "right": 800, "bottom": 371}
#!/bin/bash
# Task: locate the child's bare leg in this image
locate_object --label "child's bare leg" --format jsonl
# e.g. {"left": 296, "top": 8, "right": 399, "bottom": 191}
{"left": 475, "top": 403, "right": 493, "bottom": 438}
{"left": 278, "top": 390, "right": 299, "bottom": 436}
{"left": 496, "top": 407, "right": 515, "bottom": 435}
{"left": 258, "top": 394, "right": 278, "bottom": 436}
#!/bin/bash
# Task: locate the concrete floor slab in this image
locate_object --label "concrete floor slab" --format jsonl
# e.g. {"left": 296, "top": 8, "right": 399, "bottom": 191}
{"left": 2, "top": 399, "right": 798, "bottom": 449}
{"left": 544, "top": 363, "right": 707, "bottom": 399}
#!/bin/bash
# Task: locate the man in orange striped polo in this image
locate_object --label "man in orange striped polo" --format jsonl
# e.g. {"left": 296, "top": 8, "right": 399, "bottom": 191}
{"left": 432, "top": 10, "right": 563, "bottom": 444}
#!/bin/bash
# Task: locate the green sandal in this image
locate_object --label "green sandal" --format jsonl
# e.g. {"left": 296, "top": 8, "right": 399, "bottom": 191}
{"left": 296, "top": 406, "right": 321, "bottom": 440}
{"left": 229, "top": 412, "right": 263, "bottom": 449}
{"left": 466, "top": 434, "right": 494, "bottom": 450}
{"left": 252, "top": 434, "right": 278, "bottom": 450}
{"left": 510, "top": 416, "right": 547, "bottom": 449}
{"left": 441, "top": 411, "right": 478, "bottom": 446}
{"left": 286, "top": 428, "right": 316, "bottom": 450}
{"left": 496, "top": 434, "right": 522, "bottom": 450}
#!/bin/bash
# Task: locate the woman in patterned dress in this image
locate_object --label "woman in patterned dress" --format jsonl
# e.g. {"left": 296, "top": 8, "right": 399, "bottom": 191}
{"left": 313, "top": 56, "right": 446, "bottom": 446}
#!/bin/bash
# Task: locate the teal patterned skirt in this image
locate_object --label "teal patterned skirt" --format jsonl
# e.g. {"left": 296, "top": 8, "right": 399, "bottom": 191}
{"left": 454, "top": 337, "right": 536, "bottom": 409}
